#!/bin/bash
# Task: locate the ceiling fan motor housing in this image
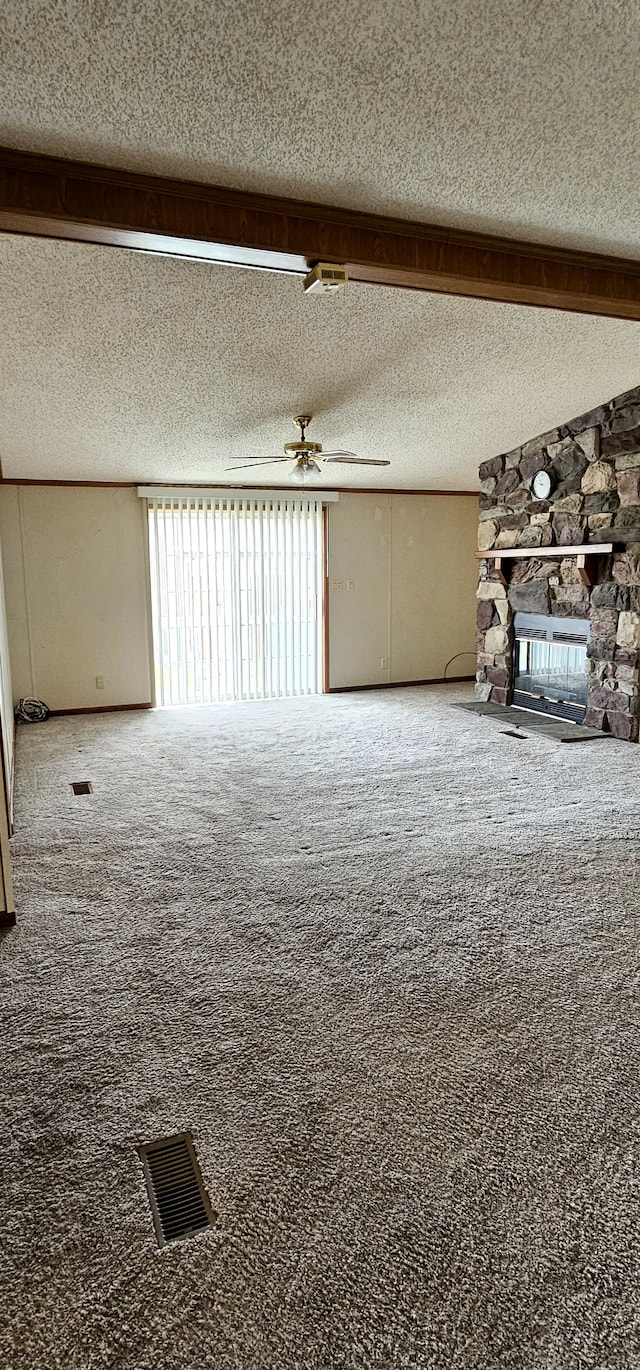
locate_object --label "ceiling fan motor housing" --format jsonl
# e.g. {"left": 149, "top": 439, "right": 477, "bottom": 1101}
{"left": 284, "top": 441, "right": 322, "bottom": 455}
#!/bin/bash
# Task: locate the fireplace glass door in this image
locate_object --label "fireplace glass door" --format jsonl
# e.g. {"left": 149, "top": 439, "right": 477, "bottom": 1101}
{"left": 513, "top": 613, "right": 589, "bottom": 722}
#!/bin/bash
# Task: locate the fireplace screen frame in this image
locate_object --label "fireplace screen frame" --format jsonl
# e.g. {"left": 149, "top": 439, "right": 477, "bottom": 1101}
{"left": 512, "top": 612, "right": 590, "bottom": 724}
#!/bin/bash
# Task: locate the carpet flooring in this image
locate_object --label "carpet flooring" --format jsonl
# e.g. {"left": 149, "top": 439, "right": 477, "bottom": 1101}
{"left": 1, "top": 684, "right": 639, "bottom": 1370}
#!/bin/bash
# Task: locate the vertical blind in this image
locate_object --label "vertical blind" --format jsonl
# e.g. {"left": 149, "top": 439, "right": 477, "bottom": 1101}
{"left": 147, "top": 494, "right": 324, "bottom": 706}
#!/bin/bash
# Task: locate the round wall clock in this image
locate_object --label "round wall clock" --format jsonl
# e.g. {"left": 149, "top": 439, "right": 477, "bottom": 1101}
{"left": 532, "top": 469, "right": 553, "bottom": 500}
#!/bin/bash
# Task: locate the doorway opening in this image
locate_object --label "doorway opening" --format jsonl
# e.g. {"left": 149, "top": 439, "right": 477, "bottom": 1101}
{"left": 147, "top": 493, "right": 325, "bottom": 706}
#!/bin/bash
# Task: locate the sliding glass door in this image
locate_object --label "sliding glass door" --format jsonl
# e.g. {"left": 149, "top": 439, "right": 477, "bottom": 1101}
{"left": 147, "top": 494, "right": 324, "bottom": 706}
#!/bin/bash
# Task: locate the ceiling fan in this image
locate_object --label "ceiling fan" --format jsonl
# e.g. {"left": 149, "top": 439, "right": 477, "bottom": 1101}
{"left": 226, "top": 416, "right": 391, "bottom": 483}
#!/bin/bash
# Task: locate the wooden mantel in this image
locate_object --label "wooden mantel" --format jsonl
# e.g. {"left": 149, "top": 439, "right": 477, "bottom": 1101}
{"left": 475, "top": 542, "right": 613, "bottom": 587}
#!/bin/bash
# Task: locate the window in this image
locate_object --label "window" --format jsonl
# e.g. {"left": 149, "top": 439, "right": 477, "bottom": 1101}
{"left": 147, "top": 494, "right": 324, "bottom": 706}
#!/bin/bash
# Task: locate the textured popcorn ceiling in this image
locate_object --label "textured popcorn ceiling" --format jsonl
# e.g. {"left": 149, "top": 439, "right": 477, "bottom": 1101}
{"left": 2, "top": 0, "right": 640, "bottom": 257}
{"left": 1, "top": 235, "right": 640, "bottom": 487}
{"left": 3, "top": 1, "right": 640, "bottom": 486}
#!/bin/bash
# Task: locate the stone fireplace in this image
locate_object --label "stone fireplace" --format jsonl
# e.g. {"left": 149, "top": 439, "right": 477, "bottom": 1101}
{"left": 475, "top": 384, "right": 640, "bottom": 742}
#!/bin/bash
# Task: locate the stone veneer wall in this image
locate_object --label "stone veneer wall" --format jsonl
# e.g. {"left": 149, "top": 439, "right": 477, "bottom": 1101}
{"left": 476, "top": 384, "right": 640, "bottom": 741}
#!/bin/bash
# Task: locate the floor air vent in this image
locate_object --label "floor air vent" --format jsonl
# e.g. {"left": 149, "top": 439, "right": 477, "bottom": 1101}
{"left": 70, "top": 781, "right": 92, "bottom": 795}
{"left": 501, "top": 730, "right": 526, "bottom": 739}
{"left": 139, "top": 1132, "right": 214, "bottom": 1247}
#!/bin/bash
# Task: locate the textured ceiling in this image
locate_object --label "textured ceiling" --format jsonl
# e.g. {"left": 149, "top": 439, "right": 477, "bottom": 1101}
{"left": 1, "top": 235, "right": 640, "bottom": 488}
{"left": 2, "top": 1, "right": 640, "bottom": 258}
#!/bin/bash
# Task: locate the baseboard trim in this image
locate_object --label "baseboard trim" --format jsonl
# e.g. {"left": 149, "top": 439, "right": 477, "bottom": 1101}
{"left": 329, "top": 675, "right": 475, "bottom": 693}
{"left": 47, "top": 702, "right": 152, "bottom": 717}
{"left": 0, "top": 909, "right": 17, "bottom": 928}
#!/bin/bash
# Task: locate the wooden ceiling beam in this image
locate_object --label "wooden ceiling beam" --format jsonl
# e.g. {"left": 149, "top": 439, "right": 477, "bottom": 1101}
{"left": 2, "top": 146, "right": 640, "bottom": 320}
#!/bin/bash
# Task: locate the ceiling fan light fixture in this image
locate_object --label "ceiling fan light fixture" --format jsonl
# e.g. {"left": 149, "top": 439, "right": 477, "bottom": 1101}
{"left": 292, "top": 459, "right": 321, "bottom": 484}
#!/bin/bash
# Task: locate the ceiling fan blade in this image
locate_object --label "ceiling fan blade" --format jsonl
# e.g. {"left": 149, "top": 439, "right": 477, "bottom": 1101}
{"left": 323, "top": 456, "right": 391, "bottom": 466}
{"left": 225, "top": 456, "right": 290, "bottom": 470}
{"left": 319, "top": 450, "right": 358, "bottom": 458}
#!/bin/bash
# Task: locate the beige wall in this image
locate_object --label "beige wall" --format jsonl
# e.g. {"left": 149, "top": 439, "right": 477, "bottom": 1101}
{"left": 0, "top": 485, "right": 477, "bottom": 711}
{"left": 0, "top": 531, "right": 18, "bottom": 922}
{"left": 0, "top": 486, "right": 152, "bottom": 712}
{"left": 0, "top": 534, "right": 15, "bottom": 796}
{"left": 327, "top": 492, "right": 478, "bottom": 689}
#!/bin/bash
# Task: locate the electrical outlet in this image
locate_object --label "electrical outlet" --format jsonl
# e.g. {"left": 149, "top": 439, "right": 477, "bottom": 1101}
{"left": 346, "top": 579, "right": 355, "bottom": 592}
{"left": 380, "top": 656, "right": 388, "bottom": 670}
{"left": 332, "top": 579, "right": 343, "bottom": 592}
{"left": 95, "top": 675, "right": 104, "bottom": 690}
